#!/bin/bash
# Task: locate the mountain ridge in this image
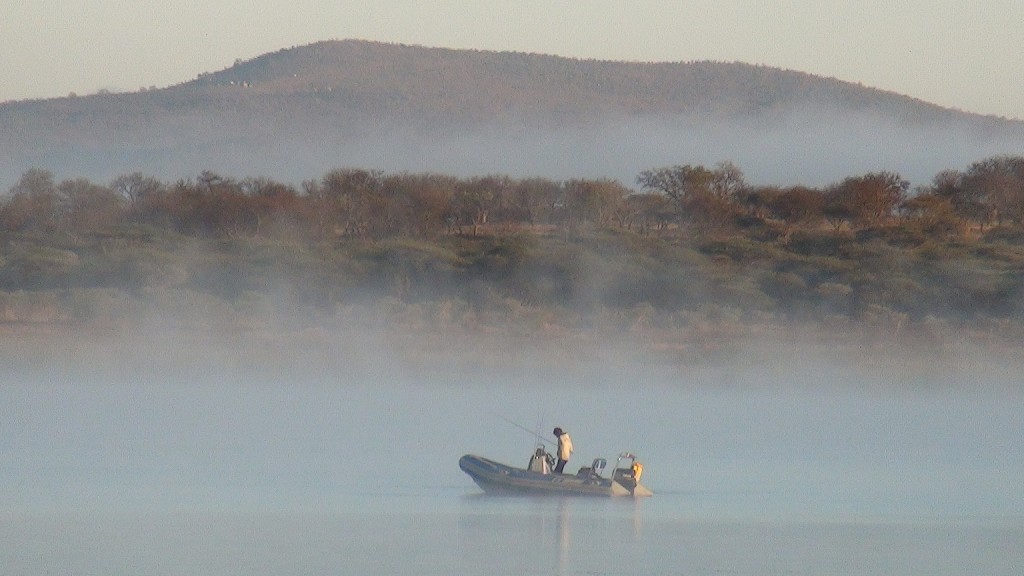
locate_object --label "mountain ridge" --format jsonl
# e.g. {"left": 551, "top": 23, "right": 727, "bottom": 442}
{"left": 2, "top": 40, "right": 1022, "bottom": 189}
{"left": 179, "top": 40, "right": 1009, "bottom": 125}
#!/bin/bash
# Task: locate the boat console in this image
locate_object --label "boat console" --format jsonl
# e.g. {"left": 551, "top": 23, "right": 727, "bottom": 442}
{"left": 527, "top": 445, "right": 555, "bottom": 474}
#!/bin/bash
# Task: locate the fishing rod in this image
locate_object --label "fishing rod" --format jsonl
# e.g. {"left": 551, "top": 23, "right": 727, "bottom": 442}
{"left": 495, "top": 413, "right": 554, "bottom": 447}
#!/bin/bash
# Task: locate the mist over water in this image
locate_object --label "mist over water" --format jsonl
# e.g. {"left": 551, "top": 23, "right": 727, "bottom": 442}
{"left": 2, "top": 329, "right": 1022, "bottom": 574}
{"left": 388, "top": 112, "right": 1023, "bottom": 188}
{"left": 5, "top": 109, "right": 1023, "bottom": 190}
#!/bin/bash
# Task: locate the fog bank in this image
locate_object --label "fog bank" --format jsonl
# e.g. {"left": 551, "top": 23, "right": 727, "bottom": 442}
{"left": 4, "top": 109, "right": 1022, "bottom": 191}
{"left": 2, "top": 324, "right": 1021, "bottom": 521}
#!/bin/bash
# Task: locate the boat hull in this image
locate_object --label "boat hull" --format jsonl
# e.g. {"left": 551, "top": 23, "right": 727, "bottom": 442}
{"left": 459, "top": 454, "right": 650, "bottom": 497}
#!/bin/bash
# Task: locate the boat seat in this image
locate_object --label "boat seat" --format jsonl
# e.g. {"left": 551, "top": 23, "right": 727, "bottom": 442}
{"left": 576, "top": 458, "right": 607, "bottom": 478}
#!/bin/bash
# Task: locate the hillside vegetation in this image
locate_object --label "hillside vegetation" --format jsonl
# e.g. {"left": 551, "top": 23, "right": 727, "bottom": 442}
{"left": 2, "top": 156, "right": 1024, "bottom": 365}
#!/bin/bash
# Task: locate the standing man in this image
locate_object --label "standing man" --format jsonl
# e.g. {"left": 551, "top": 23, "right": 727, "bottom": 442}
{"left": 553, "top": 427, "right": 573, "bottom": 473}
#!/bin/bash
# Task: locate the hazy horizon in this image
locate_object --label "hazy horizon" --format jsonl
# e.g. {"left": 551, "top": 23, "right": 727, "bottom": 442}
{"left": 2, "top": 106, "right": 1020, "bottom": 193}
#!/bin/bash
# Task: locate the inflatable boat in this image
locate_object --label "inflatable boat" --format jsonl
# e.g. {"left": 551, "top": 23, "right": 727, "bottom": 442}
{"left": 459, "top": 447, "right": 652, "bottom": 497}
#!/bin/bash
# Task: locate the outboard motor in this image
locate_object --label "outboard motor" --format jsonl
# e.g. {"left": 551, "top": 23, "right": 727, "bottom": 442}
{"left": 613, "top": 452, "right": 644, "bottom": 487}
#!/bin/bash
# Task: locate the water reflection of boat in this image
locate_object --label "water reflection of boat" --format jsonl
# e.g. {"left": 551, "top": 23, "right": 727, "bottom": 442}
{"left": 459, "top": 447, "right": 653, "bottom": 497}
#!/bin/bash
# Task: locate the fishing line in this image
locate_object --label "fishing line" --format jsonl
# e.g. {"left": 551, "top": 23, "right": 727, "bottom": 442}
{"left": 494, "top": 412, "right": 554, "bottom": 447}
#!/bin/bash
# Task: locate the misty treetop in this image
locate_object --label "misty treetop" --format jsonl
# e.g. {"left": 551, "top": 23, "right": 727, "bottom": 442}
{"left": 1, "top": 157, "right": 1024, "bottom": 340}
{"left": 5, "top": 156, "right": 1023, "bottom": 240}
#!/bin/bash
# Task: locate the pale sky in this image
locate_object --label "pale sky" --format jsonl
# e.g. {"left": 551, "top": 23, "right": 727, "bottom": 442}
{"left": 2, "top": 0, "right": 1022, "bottom": 119}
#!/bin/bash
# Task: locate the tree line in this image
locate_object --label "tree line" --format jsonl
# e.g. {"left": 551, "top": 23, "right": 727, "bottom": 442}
{"left": 3, "top": 155, "right": 1023, "bottom": 241}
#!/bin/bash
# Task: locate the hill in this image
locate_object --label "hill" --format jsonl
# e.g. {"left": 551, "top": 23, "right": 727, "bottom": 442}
{"left": 2, "top": 40, "right": 1023, "bottom": 189}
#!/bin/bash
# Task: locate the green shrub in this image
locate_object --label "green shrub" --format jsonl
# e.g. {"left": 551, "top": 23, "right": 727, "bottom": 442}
{"left": 855, "top": 226, "right": 928, "bottom": 248}
{"left": 786, "top": 230, "right": 853, "bottom": 257}
{"left": 697, "top": 236, "right": 782, "bottom": 264}
{"left": 981, "top": 226, "right": 1024, "bottom": 245}
{"left": 0, "top": 246, "right": 80, "bottom": 290}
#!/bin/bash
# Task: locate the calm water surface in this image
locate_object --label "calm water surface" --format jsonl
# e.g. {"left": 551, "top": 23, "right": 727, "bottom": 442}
{"left": 2, "top": 354, "right": 1022, "bottom": 575}
{"left": 4, "top": 495, "right": 1021, "bottom": 575}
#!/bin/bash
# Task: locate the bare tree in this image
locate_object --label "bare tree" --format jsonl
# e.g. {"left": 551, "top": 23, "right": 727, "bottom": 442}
{"left": 453, "top": 177, "right": 497, "bottom": 236}
{"left": 1, "top": 169, "right": 61, "bottom": 233}
{"left": 562, "top": 178, "right": 629, "bottom": 228}
{"left": 960, "top": 156, "right": 1024, "bottom": 227}
{"left": 769, "top": 186, "right": 825, "bottom": 230}
{"left": 637, "top": 162, "right": 746, "bottom": 228}
{"left": 636, "top": 164, "right": 714, "bottom": 214}
{"left": 111, "top": 172, "right": 164, "bottom": 204}
{"left": 509, "top": 177, "right": 561, "bottom": 226}
{"left": 826, "top": 171, "right": 908, "bottom": 228}
{"left": 308, "top": 168, "right": 385, "bottom": 238}
{"left": 58, "top": 178, "right": 125, "bottom": 233}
